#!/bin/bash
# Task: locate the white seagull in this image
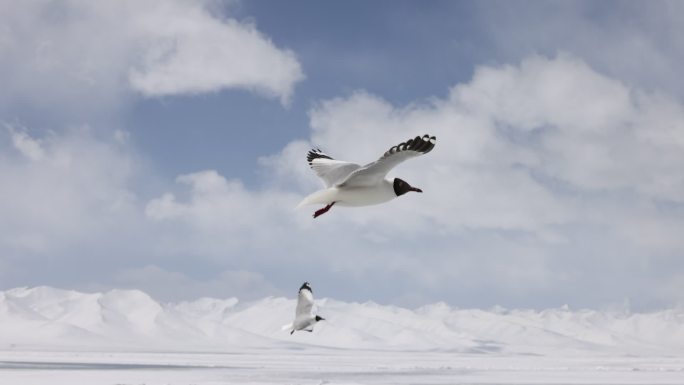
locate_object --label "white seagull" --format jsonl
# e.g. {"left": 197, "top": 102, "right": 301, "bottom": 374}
{"left": 298, "top": 134, "right": 437, "bottom": 218}
{"left": 284, "top": 282, "right": 325, "bottom": 335}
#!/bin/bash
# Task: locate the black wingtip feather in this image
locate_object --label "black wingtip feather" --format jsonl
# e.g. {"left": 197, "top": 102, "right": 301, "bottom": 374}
{"left": 383, "top": 134, "right": 436, "bottom": 157}
{"left": 307, "top": 149, "right": 333, "bottom": 165}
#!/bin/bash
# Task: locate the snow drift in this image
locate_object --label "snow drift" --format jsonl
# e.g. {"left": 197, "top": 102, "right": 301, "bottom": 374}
{"left": 1, "top": 286, "right": 683, "bottom": 355}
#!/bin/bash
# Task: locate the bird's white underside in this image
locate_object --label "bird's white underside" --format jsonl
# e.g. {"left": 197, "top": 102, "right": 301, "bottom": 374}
{"left": 297, "top": 181, "right": 396, "bottom": 208}
{"left": 290, "top": 288, "right": 318, "bottom": 333}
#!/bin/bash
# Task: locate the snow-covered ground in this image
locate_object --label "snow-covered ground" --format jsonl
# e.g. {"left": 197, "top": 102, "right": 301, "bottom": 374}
{"left": 1, "top": 286, "right": 683, "bottom": 384}
{"left": 1, "top": 350, "right": 683, "bottom": 385}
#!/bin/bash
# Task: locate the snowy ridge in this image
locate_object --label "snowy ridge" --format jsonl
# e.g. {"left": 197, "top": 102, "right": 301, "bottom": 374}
{"left": 1, "top": 287, "right": 683, "bottom": 355}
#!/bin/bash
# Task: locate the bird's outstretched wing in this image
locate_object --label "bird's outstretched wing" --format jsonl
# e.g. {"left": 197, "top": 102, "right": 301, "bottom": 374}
{"left": 307, "top": 149, "right": 361, "bottom": 188}
{"left": 295, "top": 286, "right": 315, "bottom": 318}
{"left": 339, "top": 134, "right": 436, "bottom": 188}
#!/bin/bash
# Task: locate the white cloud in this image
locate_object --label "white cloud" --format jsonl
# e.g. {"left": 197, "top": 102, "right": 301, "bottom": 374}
{"left": 145, "top": 169, "right": 298, "bottom": 228}
{"left": 145, "top": 169, "right": 303, "bottom": 257}
{"left": 7, "top": 125, "right": 45, "bottom": 161}
{"left": 477, "top": 2, "right": 684, "bottom": 101}
{"left": 0, "top": 0, "right": 303, "bottom": 111}
{"left": 453, "top": 53, "right": 633, "bottom": 133}
{"left": 452, "top": 54, "right": 684, "bottom": 202}
{"left": 0, "top": 127, "right": 139, "bottom": 254}
{"left": 129, "top": 13, "right": 304, "bottom": 103}
{"left": 258, "top": 140, "right": 321, "bottom": 193}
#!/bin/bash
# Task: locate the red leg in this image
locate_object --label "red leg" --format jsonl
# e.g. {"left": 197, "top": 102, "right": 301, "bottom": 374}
{"left": 313, "top": 202, "right": 336, "bottom": 218}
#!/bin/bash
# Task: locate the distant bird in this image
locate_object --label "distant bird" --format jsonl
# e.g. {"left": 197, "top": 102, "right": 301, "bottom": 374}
{"left": 285, "top": 282, "right": 325, "bottom": 335}
{"left": 298, "top": 134, "right": 437, "bottom": 218}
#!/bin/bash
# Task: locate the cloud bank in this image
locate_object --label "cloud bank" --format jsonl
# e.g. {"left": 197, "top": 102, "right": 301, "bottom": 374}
{"left": 0, "top": 0, "right": 682, "bottom": 311}
{"left": 0, "top": 0, "right": 303, "bottom": 112}
{"left": 145, "top": 54, "right": 684, "bottom": 308}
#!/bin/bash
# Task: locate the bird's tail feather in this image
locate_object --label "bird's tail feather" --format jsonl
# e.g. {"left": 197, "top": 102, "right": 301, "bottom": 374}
{"left": 296, "top": 188, "right": 337, "bottom": 209}
{"left": 281, "top": 323, "right": 293, "bottom": 331}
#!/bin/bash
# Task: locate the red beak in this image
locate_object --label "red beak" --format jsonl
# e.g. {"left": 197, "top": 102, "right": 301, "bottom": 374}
{"left": 410, "top": 187, "right": 423, "bottom": 193}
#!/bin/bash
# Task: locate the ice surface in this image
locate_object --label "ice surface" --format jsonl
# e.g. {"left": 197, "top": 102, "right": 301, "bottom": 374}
{"left": 0, "top": 350, "right": 683, "bottom": 385}
{"left": 1, "top": 287, "right": 683, "bottom": 384}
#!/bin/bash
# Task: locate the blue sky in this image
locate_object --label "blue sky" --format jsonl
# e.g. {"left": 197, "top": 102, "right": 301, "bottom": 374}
{"left": 1, "top": 0, "right": 684, "bottom": 310}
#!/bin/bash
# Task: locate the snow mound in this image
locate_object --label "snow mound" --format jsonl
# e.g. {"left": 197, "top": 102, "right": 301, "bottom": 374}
{"left": 1, "top": 287, "right": 683, "bottom": 355}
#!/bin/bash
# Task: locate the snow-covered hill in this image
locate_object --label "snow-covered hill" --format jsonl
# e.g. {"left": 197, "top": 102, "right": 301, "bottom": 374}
{"left": 1, "top": 286, "right": 682, "bottom": 355}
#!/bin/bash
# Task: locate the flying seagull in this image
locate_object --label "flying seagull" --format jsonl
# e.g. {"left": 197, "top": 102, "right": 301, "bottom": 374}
{"left": 284, "top": 282, "right": 325, "bottom": 335}
{"left": 298, "top": 134, "right": 437, "bottom": 218}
